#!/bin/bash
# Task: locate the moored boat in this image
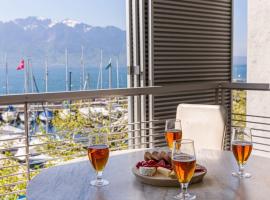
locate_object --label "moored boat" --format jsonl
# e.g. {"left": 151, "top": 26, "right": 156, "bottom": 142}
{"left": 2, "top": 105, "right": 17, "bottom": 123}
{"left": 39, "top": 110, "right": 53, "bottom": 122}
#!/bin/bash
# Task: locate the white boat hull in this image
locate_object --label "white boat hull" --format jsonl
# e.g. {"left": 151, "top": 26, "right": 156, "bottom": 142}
{"left": 2, "top": 111, "right": 17, "bottom": 122}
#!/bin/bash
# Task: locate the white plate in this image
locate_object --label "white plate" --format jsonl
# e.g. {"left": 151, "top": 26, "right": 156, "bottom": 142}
{"left": 132, "top": 165, "right": 207, "bottom": 187}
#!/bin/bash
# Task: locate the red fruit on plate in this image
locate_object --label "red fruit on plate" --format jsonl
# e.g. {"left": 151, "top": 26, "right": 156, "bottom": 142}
{"left": 136, "top": 161, "right": 143, "bottom": 169}
{"left": 156, "top": 160, "right": 166, "bottom": 168}
{"left": 147, "top": 160, "right": 157, "bottom": 165}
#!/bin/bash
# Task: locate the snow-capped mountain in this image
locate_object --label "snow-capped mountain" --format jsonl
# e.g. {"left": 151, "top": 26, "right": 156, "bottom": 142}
{"left": 0, "top": 17, "right": 126, "bottom": 67}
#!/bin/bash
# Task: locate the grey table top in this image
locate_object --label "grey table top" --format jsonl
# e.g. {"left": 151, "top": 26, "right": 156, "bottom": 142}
{"left": 27, "top": 149, "right": 270, "bottom": 200}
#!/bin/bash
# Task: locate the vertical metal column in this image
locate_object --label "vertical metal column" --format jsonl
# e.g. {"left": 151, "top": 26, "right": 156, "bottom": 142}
{"left": 126, "top": 0, "right": 135, "bottom": 149}
{"left": 139, "top": 0, "right": 147, "bottom": 148}
{"left": 132, "top": 0, "right": 141, "bottom": 148}
{"left": 228, "top": 0, "right": 234, "bottom": 150}
{"left": 148, "top": 0, "right": 154, "bottom": 148}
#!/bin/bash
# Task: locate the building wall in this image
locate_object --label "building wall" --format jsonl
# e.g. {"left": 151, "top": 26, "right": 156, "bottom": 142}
{"left": 247, "top": 0, "right": 270, "bottom": 157}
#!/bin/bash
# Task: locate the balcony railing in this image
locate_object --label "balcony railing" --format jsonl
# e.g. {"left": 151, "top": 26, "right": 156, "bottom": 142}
{"left": 0, "top": 81, "right": 269, "bottom": 199}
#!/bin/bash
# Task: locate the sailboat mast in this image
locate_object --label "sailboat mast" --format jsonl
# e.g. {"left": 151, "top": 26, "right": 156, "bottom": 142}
{"left": 109, "top": 58, "right": 112, "bottom": 89}
{"left": 45, "top": 57, "right": 48, "bottom": 92}
{"left": 84, "top": 73, "right": 90, "bottom": 90}
{"left": 4, "top": 53, "right": 8, "bottom": 95}
{"left": 81, "top": 46, "right": 85, "bottom": 90}
{"left": 87, "top": 73, "right": 90, "bottom": 89}
{"left": 29, "top": 59, "right": 34, "bottom": 93}
{"left": 24, "top": 58, "right": 30, "bottom": 93}
{"left": 116, "top": 58, "right": 119, "bottom": 88}
{"left": 69, "top": 71, "right": 72, "bottom": 91}
{"left": 100, "top": 49, "right": 103, "bottom": 89}
{"left": 65, "top": 48, "right": 68, "bottom": 91}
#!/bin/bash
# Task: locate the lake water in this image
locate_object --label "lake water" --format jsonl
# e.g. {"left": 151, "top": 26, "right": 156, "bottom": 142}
{"left": 0, "top": 64, "right": 246, "bottom": 95}
{"left": 0, "top": 65, "right": 127, "bottom": 95}
{"left": 233, "top": 64, "right": 246, "bottom": 82}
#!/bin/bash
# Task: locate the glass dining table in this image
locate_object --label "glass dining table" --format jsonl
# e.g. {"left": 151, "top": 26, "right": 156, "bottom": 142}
{"left": 26, "top": 149, "right": 270, "bottom": 200}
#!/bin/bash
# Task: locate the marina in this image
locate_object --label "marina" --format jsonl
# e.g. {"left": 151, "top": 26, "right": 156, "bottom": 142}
{"left": 0, "top": 47, "right": 128, "bottom": 170}
{"left": 0, "top": 98, "right": 128, "bottom": 166}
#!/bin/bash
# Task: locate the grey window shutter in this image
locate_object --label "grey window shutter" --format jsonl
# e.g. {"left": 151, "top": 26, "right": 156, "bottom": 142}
{"left": 148, "top": 0, "right": 233, "bottom": 148}
{"left": 126, "top": 0, "right": 232, "bottom": 149}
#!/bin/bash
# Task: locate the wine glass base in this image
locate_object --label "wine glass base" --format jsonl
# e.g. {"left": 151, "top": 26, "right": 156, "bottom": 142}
{"left": 90, "top": 179, "right": 109, "bottom": 187}
{"left": 174, "top": 192, "right": 196, "bottom": 200}
{"left": 232, "top": 172, "right": 251, "bottom": 178}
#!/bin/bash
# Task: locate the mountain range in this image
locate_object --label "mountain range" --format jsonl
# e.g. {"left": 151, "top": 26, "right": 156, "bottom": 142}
{"left": 0, "top": 17, "right": 126, "bottom": 68}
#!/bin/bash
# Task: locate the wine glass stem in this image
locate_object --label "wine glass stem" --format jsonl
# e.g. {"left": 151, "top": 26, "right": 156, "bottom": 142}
{"left": 238, "top": 164, "right": 244, "bottom": 175}
{"left": 181, "top": 183, "right": 189, "bottom": 196}
{"left": 97, "top": 171, "right": 103, "bottom": 182}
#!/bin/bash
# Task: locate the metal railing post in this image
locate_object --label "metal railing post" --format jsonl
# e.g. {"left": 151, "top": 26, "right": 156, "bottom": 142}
{"left": 24, "top": 102, "right": 31, "bottom": 181}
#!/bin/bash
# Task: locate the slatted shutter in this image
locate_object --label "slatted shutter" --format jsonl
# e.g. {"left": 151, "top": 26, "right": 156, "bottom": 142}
{"left": 148, "top": 0, "right": 233, "bottom": 148}
{"left": 126, "top": 0, "right": 233, "bottom": 149}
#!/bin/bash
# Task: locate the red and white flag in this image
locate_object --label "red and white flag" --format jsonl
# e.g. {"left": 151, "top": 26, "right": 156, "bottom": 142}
{"left": 16, "top": 59, "right": 25, "bottom": 70}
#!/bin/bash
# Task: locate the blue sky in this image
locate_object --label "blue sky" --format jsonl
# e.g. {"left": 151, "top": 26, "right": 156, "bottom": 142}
{"left": 0, "top": 0, "right": 126, "bottom": 30}
{"left": 0, "top": 0, "right": 246, "bottom": 56}
{"left": 233, "top": 0, "right": 247, "bottom": 57}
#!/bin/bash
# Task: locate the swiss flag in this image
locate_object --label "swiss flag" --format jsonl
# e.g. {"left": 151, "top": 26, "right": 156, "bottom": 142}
{"left": 16, "top": 59, "right": 25, "bottom": 70}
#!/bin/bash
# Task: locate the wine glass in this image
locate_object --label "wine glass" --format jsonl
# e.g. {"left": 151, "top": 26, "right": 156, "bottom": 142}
{"left": 172, "top": 139, "right": 196, "bottom": 200}
{"left": 231, "top": 127, "right": 253, "bottom": 178}
{"left": 165, "top": 119, "right": 182, "bottom": 150}
{"left": 87, "top": 133, "right": 110, "bottom": 186}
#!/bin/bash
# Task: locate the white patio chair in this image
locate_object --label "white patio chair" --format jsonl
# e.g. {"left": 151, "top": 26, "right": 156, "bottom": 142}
{"left": 176, "top": 103, "right": 227, "bottom": 150}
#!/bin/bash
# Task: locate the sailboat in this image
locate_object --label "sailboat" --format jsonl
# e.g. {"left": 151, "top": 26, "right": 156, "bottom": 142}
{"left": 39, "top": 57, "right": 53, "bottom": 122}
{"left": 97, "top": 49, "right": 103, "bottom": 89}
{"left": 58, "top": 101, "right": 75, "bottom": 120}
{"left": 1, "top": 55, "right": 17, "bottom": 123}
{"left": 2, "top": 105, "right": 17, "bottom": 123}
{"left": 79, "top": 101, "right": 109, "bottom": 118}
{"left": 58, "top": 108, "right": 71, "bottom": 120}
{"left": 18, "top": 111, "right": 37, "bottom": 122}
{"left": 39, "top": 109, "right": 53, "bottom": 122}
